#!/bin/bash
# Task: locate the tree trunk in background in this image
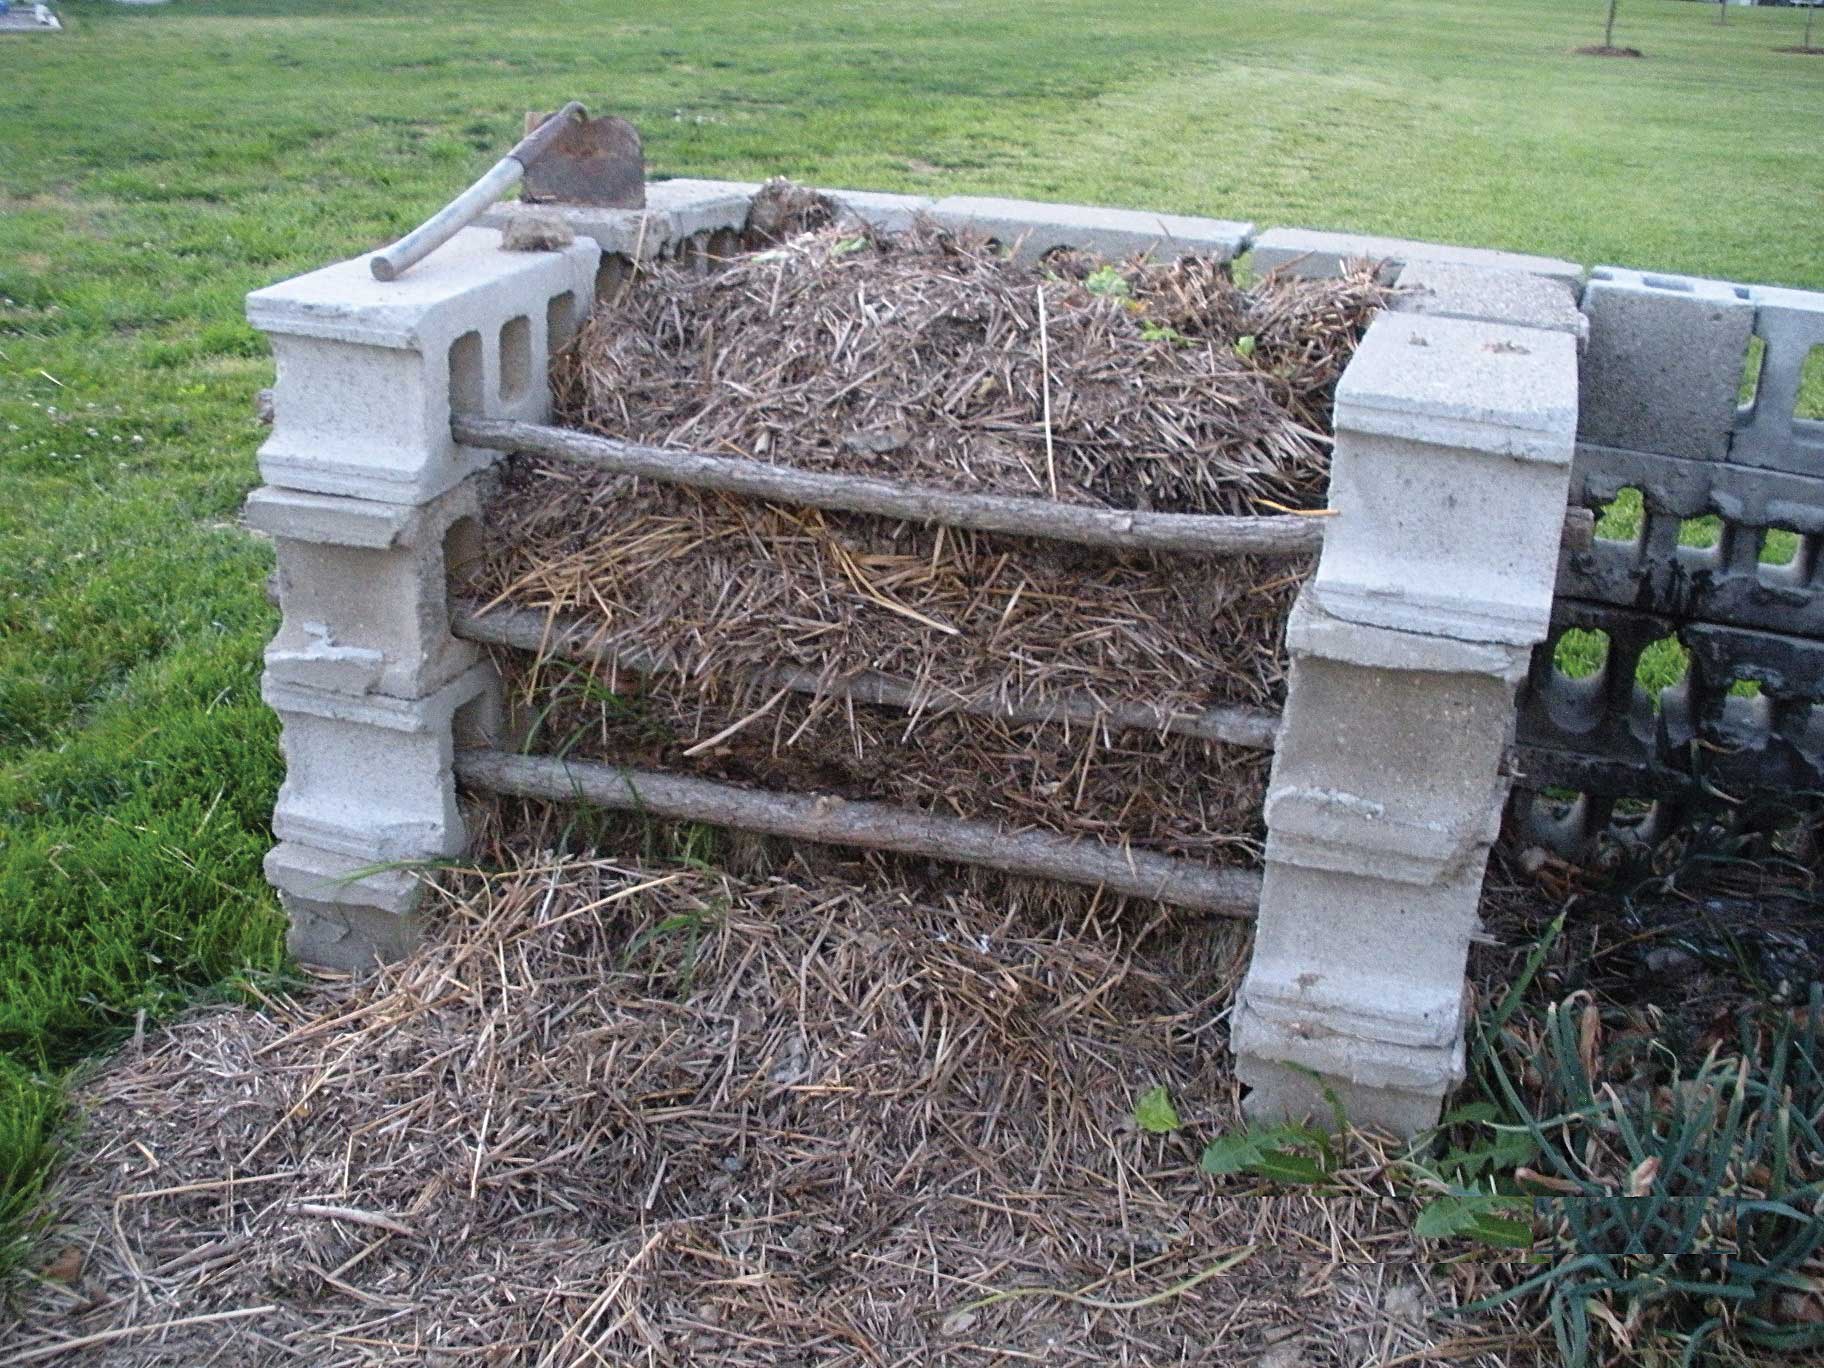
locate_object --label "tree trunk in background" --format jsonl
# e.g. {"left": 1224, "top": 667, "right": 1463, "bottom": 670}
{"left": 1605, "top": 0, "right": 1620, "bottom": 49}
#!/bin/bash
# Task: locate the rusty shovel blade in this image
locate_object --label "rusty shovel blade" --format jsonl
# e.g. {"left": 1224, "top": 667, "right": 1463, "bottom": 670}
{"left": 520, "top": 110, "right": 645, "bottom": 208}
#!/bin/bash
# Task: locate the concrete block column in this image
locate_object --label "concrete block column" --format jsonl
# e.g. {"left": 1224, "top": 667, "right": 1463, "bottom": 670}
{"left": 245, "top": 227, "right": 599, "bottom": 969}
{"left": 1233, "top": 301, "right": 1579, "bottom": 1136}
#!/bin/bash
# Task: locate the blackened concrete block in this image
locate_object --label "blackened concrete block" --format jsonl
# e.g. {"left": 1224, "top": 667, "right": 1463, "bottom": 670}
{"left": 929, "top": 195, "right": 1252, "bottom": 263}
{"left": 247, "top": 227, "right": 598, "bottom": 504}
{"left": 1395, "top": 260, "right": 1587, "bottom": 347}
{"left": 1578, "top": 265, "right": 1755, "bottom": 463}
{"left": 1324, "top": 312, "right": 1579, "bottom": 646}
{"left": 249, "top": 480, "right": 486, "bottom": 700}
{"left": 1249, "top": 226, "right": 1581, "bottom": 287}
{"left": 1731, "top": 283, "right": 1824, "bottom": 476}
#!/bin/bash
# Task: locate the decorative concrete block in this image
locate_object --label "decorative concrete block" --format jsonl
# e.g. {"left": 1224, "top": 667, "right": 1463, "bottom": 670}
{"left": 264, "top": 663, "right": 498, "bottom": 863}
{"left": 249, "top": 480, "right": 487, "bottom": 700}
{"left": 929, "top": 195, "right": 1252, "bottom": 263}
{"left": 1395, "top": 260, "right": 1588, "bottom": 347}
{"left": 1249, "top": 226, "right": 1582, "bottom": 287}
{"left": 265, "top": 841, "right": 427, "bottom": 970}
{"left": 1578, "top": 266, "right": 1756, "bottom": 464}
{"left": 821, "top": 187, "right": 938, "bottom": 235}
{"left": 1731, "top": 283, "right": 1824, "bottom": 476}
{"left": 247, "top": 227, "right": 599, "bottom": 504}
{"left": 1322, "top": 312, "right": 1579, "bottom": 645}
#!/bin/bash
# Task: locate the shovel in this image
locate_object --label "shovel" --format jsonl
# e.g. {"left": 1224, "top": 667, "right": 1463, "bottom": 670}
{"left": 371, "top": 104, "right": 644, "bottom": 282}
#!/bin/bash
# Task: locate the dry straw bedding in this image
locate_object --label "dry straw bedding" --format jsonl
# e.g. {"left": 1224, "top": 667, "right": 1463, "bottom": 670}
{"left": 472, "top": 209, "right": 1387, "bottom": 863}
{"left": 4, "top": 832, "right": 1531, "bottom": 1366}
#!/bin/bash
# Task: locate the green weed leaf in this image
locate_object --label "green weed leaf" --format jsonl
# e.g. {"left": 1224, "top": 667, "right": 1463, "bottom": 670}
{"left": 1134, "top": 1084, "right": 1181, "bottom": 1134}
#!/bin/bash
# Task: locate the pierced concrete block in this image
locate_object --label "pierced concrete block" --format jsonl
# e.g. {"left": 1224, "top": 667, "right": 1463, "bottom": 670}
{"left": 1322, "top": 312, "right": 1579, "bottom": 645}
{"left": 249, "top": 480, "right": 486, "bottom": 699}
{"left": 265, "top": 663, "right": 498, "bottom": 864}
{"left": 265, "top": 841, "right": 427, "bottom": 970}
{"left": 1578, "top": 266, "right": 1756, "bottom": 463}
{"left": 1732, "top": 283, "right": 1824, "bottom": 476}
{"left": 1249, "top": 226, "right": 1582, "bottom": 287}
{"left": 821, "top": 187, "right": 938, "bottom": 235}
{"left": 1395, "top": 260, "right": 1587, "bottom": 347}
{"left": 247, "top": 227, "right": 598, "bottom": 504}
{"left": 929, "top": 195, "right": 1252, "bottom": 263}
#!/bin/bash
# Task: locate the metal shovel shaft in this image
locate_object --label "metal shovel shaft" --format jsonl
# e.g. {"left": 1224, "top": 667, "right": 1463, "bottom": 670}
{"left": 369, "top": 101, "right": 587, "bottom": 282}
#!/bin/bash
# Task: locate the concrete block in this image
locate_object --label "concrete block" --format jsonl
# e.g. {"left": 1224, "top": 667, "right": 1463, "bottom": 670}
{"left": 1322, "top": 313, "right": 1579, "bottom": 645}
{"left": 1732, "top": 283, "right": 1824, "bottom": 476}
{"left": 250, "top": 480, "right": 486, "bottom": 699}
{"left": 247, "top": 227, "right": 599, "bottom": 504}
{"left": 820, "top": 187, "right": 938, "bottom": 235}
{"left": 282, "top": 895, "right": 427, "bottom": 973}
{"left": 478, "top": 179, "right": 756, "bottom": 261}
{"left": 1578, "top": 266, "right": 1755, "bottom": 463}
{"left": 1286, "top": 588, "right": 1534, "bottom": 683}
{"left": 265, "top": 841, "right": 427, "bottom": 970}
{"left": 1249, "top": 226, "right": 1582, "bottom": 287}
{"left": 1394, "top": 260, "right": 1587, "bottom": 347}
{"left": 929, "top": 195, "right": 1252, "bottom": 263}
{"left": 1234, "top": 1049, "right": 1460, "bottom": 1138}
{"left": 265, "top": 663, "right": 497, "bottom": 863}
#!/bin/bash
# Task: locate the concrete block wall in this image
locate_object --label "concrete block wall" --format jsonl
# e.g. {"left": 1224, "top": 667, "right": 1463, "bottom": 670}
{"left": 251, "top": 177, "right": 1824, "bottom": 1136}
{"left": 245, "top": 225, "right": 598, "bottom": 969}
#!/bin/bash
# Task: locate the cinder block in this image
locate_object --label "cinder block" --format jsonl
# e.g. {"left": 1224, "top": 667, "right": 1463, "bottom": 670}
{"left": 247, "top": 227, "right": 599, "bottom": 504}
{"left": 1731, "top": 283, "right": 1824, "bottom": 476}
{"left": 929, "top": 195, "right": 1252, "bottom": 263}
{"left": 1249, "top": 226, "right": 1582, "bottom": 287}
{"left": 478, "top": 179, "right": 757, "bottom": 261}
{"left": 821, "top": 187, "right": 938, "bottom": 235}
{"left": 265, "top": 663, "right": 498, "bottom": 863}
{"left": 1234, "top": 1050, "right": 1460, "bottom": 1138}
{"left": 1395, "top": 260, "right": 1587, "bottom": 347}
{"left": 248, "top": 480, "right": 485, "bottom": 699}
{"left": 265, "top": 841, "right": 427, "bottom": 970}
{"left": 1578, "top": 266, "right": 1756, "bottom": 463}
{"left": 1321, "top": 312, "right": 1578, "bottom": 646}
{"left": 1234, "top": 854, "right": 1486, "bottom": 1084}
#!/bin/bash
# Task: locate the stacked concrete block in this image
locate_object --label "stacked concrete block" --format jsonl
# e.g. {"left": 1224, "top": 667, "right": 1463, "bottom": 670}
{"left": 1234, "top": 296, "right": 1579, "bottom": 1137}
{"left": 246, "top": 226, "right": 600, "bottom": 969}
{"left": 929, "top": 194, "right": 1253, "bottom": 263}
{"left": 821, "top": 187, "right": 938, "bottom": 235}
{"left": 1732, "top": 283, "right": 1824, "bottom": 476}
{"left": 1394, "top": 261, "right": 1587, "bottom": 347}
{"left": 1249, "top": 225, "right": 1582, "bottom": 288}
{"left": 1577, "top": 266, "right": 1756, "bottom": 463}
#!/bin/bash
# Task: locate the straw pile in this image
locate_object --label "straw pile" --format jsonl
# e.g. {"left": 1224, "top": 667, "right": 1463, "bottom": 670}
{"left": 469, "top": 202, "right": 1389, "bottom": 868}
{"left": 4, "top": 828, "right": 1532, "bottom": 1366}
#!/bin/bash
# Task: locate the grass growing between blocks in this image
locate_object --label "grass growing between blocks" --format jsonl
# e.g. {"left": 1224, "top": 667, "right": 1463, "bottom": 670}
{"left": 3, "top": 0, "right": 1824, "bottom": 1287}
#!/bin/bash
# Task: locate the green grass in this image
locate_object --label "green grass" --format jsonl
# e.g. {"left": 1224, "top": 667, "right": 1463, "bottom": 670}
{"left": 2, "top": 0, "right": 1823, "bottom": 1277}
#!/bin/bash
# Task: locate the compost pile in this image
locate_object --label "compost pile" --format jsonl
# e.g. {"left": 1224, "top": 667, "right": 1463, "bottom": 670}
{"left": 4, "top": 831, "right": 1530, "bottom": 1366}
{"left": 473, "top": 196, "right": 1389, "bottom": 864}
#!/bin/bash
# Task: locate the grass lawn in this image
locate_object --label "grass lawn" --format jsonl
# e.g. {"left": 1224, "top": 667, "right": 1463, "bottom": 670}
{"left": 1, "top": 0, "right": 1821, "bottom": 1272}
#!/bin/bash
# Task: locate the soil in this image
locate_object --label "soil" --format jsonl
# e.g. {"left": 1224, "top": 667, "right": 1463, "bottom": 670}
{"left": 1575, "top": 45, "right": 1645, "bottom": 58}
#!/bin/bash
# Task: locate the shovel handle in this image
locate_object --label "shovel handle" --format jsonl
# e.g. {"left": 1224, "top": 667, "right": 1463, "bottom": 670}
{"left": 370, "top": 102, "right": 587, "bottom": 282}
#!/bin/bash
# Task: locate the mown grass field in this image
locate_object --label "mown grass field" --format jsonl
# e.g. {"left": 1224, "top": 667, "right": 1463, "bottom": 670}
{"left": 2, "top": 0, "right": 1821, "bottom": 1272}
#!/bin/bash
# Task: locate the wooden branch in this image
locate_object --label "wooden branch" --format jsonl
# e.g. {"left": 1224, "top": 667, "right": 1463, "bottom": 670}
{"left": 456, "top": 749, "right": 1262, "bottom": 918}
{"left": 452, "top": 415, "right": 1325, "bottom": 558}
{"left": 450, "top": 599, "right": 1282, "bottom": 751}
